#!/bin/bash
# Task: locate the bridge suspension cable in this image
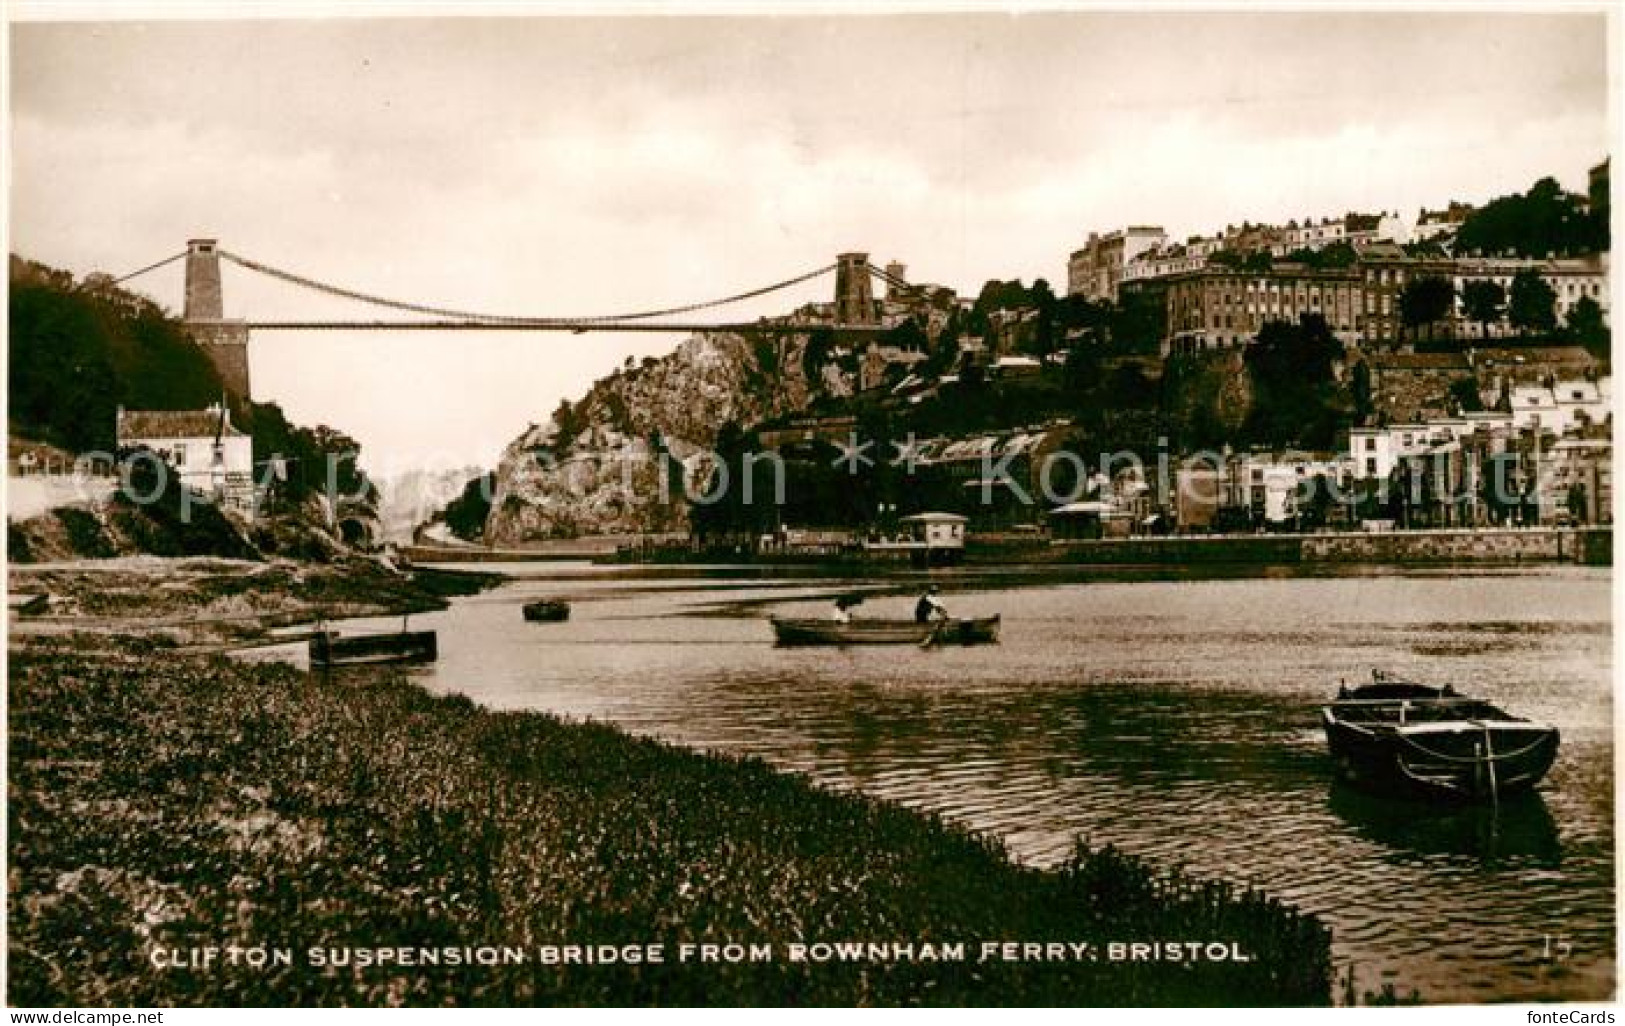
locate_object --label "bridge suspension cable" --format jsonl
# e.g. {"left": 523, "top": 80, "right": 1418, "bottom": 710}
{"left": 866, "top": 262, "right": 910, "bottom": 291}
{"left": 217, "top": 249, "right": 838, "bottom": 325}
{"left": 112, "top": 251, "right": 188, "bottom": 285}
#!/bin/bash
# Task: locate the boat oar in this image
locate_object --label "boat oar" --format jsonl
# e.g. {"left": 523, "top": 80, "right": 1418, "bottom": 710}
{"left": 920, "top": 618, "right": 946, "bottom": 649}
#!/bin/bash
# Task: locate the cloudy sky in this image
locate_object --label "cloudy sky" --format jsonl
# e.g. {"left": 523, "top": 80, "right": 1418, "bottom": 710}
{"left": 9, "top": 8, "right": 1613, "bottom": 473}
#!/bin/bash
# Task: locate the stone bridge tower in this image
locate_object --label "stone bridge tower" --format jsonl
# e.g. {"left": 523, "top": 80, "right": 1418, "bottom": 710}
{"left": 834, "top": 252, "right": 877, "bottom": 326}
{"left": 183, "top": 238, "right": 253, "bottom": 401}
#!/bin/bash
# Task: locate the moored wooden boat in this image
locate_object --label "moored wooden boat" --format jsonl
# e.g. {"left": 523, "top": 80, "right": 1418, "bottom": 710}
{"left": 770, "top": 615, "right": 1000, "bottom": 646}
{"left": 6, "top": 593, "right": 49, "bottom": 616}
{"left": 310, "top": 630, "right": 438, "bottom": 668}
{"left": 1322, "top": 676, "right": 1558, "bottom": 800}
{"left": 522, "top": 599, "right": 571, "bottom": 622}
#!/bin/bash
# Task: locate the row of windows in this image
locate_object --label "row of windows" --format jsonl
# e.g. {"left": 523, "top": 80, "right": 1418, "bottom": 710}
{"left": 1203, "top": 312, "right": 1357, "bottom": 331}
{"left": 143, "top": 443, "right": 228, "bottom": 469}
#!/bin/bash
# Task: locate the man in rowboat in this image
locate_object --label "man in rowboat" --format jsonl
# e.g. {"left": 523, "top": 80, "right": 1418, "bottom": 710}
{"left": 831, "top": 594, "right": 862, "bottom": 624}
{"left": 914, "top": 585, "right": 948, "bottom": 624}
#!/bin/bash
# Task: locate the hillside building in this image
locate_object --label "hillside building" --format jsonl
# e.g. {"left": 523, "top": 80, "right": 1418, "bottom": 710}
{"left": 115, "top": 402, "right": 254, "bottom": 511}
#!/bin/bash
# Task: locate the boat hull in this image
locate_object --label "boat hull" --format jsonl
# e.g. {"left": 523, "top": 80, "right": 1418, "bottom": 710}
{"left": 1323, "top": 711, "right": 1559, "bottom": 800}
{"left": 523, "top": 600, "right": 571, "bottom": 622}
{"left": 770, "top": 616, "right": 1000, "bottom": 646}
{"left": 310, "top": 630, "right": 438, "bottom": 668}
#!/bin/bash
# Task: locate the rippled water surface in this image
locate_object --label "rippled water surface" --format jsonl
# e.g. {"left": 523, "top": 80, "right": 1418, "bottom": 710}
{"left": 352, "top": 563, "right": 1613, "bottom": 1003}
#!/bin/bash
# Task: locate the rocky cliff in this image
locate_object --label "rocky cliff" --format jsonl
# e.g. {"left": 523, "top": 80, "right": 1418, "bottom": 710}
{"left": 485, "top": 330, "right": 836, "bottom": 541}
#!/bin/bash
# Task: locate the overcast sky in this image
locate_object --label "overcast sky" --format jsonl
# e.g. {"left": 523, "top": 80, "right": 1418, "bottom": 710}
{"left": 9, "top": 10, "right": 1613, "bottom": 473}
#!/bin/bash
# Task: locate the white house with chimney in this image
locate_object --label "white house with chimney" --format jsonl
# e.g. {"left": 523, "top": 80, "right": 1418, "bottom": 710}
{"left": 115, "top": 402, "right": 254, "bottom": 510}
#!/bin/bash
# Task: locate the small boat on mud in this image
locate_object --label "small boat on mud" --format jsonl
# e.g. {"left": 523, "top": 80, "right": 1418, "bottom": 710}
{"left": 1322, "top": 675, "right": 1559, "bottom": 800}
{"left": 522, "top": 599, "right": 571, "bottom": 622}
{"left": 770, "top": 616, "right": 1000, "bottom": 647}
{"left": 310, "top": 630, "right": 438, "bottom": 668}
{"left": 7, "top": 593, "right": 49, "bottom": 616}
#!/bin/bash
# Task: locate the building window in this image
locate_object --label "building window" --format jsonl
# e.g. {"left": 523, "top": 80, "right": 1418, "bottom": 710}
{"left": 1366, "top": 458, "right": 1377, "bottom": 474}
{"left": 1364, "top": 438, "right": 1376, "bottom": 451}
{"left": 173, "top": 444, "right": 187, "bottom": 467}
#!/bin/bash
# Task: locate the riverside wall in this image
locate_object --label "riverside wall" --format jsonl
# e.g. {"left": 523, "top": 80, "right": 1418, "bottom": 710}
{"left": 983, "top": 527, "right": 1612, "bottom": 567}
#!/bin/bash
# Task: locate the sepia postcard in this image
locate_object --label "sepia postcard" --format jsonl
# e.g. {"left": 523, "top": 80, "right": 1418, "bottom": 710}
{"left": 4, "top": 2, "right": 1617, "bottom": 1013}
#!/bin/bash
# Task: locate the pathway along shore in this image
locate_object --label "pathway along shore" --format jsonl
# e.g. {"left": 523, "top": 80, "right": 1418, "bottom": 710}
{"left": 8, "top": 569, "right": 1332, "bottom": 1006}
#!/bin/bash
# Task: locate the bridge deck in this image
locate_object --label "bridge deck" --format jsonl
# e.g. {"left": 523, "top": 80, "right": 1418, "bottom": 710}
{"left": 244, "top": 320, "right": 888, "bottom": 334}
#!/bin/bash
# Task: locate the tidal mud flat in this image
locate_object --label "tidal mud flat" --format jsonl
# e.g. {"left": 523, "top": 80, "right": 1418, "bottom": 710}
{"left": 6, "top": 556, "right": 497, "bottom": 648}
{"left": 7, "top": 624, "right": 1332, "bottom": 1006}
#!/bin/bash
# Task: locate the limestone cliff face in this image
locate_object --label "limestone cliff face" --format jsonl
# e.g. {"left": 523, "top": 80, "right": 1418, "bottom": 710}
{"left": 484, "top": 331, "right": 834, "bottom": 541}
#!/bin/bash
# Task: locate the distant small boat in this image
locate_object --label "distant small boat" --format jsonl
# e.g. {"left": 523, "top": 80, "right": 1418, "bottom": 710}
{"left": 770, "top": 615, "right": 1000, "bottom": 647}
{"left": 522, "top": 599, "right": 571, "bottom": 623}
{"left": 6, "top": 593, "right": 49, "bottom": 616}
{"left": 310, "top": 630, "right": 438, "bottom": 668}
{"left": 1323, "top": 675, "right": 1559, "bottom": 800}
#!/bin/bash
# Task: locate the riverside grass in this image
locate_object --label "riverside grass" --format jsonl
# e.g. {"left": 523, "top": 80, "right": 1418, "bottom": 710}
{"left": 9, "top": 642, "right": 1332, "bottom": 1006}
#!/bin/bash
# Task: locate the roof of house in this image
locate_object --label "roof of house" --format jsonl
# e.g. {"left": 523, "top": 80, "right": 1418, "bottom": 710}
{"left": 1050, "top": 501, "right": 1116, "bottom": 515}
{"left": 117, "top": 405, "right": 245, "bottom": 440}
{"left": 1366, "top": 353, "right": 1471, "bottom": 372}
{"left": 1472, "top": 346, "right": 1597, "bottom": 367}
{"left": 900, "top": 512, "right": 967, "bottom": 523}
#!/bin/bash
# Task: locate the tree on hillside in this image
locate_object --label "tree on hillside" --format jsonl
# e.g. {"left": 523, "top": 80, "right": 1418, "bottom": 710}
{"left": 249, "top": 402, "right": 374, "bottom": 512}
{"left": 1030, "top": 278, "right": 1058, "bottom": 356}
{"left": 9, "top": 270, "right": 226, "bottom": 452}
{"left": 1107, "top": 290, "right": 1167, "bottom": 354}
{"left": 1398, "top": 275, "right": 1456, "bottom": 344}
{"left": 1454, "top": 176, "right": 1605, "bottom": 258}
{"left": 1563, "top": 295, "right": 1609, "bottom": 363}
{"left": 1507, "top": 270, "right": 1558, "bottom": 338}
{"left": 972, "top": 279, "right": 1032, "bottom": 316}
{"left": 921, "top": 311, "right": 962, "bottom": 377}
{"left": 1062, "top": 344, "right": 1104, "bottom": 395}
{"left": 1242, "top": 314, "right": 1345, "bottom": 449}
{"left": 1447, "top": 376, "right": 1484, "bottom": 414}
{"left": 1104, "top": 362, "right": 1158, "bottom": 408}
{"left": 1460, "top": 279, "right": 1506, "bottom": 340}
{"left": 1350, "top": 359, "right": 1373, "bottom": 421}
{"left": 1282, "top": 242, "right": 1356, "bottom": 270}
{"left": 441, "top": 472, "right": 496, "bottom": 542}
{"left": 1210, "top": 249, "right": 1273, "bottom": 273}
{"left": 552, "top": 398, "right": 582, "bottom": 450}
{"left": 688, "top": 420, "right": 778, "bottom": 544}
{"left": 884, "top": 317, "right": 928, "bottom": 353}
{"left": 1403, "top": 239, "right": 1449, "bottom": 259}
{"left": 1058, "top": 294, "right": 1111, "bottom": 335}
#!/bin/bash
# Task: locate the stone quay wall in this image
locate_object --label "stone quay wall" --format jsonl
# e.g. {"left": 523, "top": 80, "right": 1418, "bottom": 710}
{"left": 1010, "top": 527, "right": 1612, "bottom": 566}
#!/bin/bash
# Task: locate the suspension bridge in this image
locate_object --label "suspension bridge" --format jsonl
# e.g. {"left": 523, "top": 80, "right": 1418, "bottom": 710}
{"left": 110, "top": 239, "right": 907, "bottom": 401}
{"left": 114, "top": 240, "right": 905, "bottom": 333}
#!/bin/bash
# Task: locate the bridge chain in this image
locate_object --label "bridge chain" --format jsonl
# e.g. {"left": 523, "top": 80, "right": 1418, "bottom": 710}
{"left": 866, "top": 262, "right": 910, "bottom": 291}
{"left": 111, "top": 251, "right": 188, "bottom": 285}
{"left": 217, "top": 250, "right": 837, "bottom": 325}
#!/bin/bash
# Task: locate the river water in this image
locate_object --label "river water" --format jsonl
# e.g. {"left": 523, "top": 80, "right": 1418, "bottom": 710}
{"left": 332, "top": 562, "right": 1613, "bottom": 1004}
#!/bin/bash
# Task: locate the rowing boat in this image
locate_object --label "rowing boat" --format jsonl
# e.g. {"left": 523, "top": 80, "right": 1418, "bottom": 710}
{"left": 1322, "top": 676, "right": 1558, "bottom": 800}
{"left": 522, "top": 599, "right": 571, "bottom": 622}
{"left": 310, "top": 629, "right": 439, "bottom": 668}
{"left": 769, "top": 615, "right": 1000, "bottom": 646}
